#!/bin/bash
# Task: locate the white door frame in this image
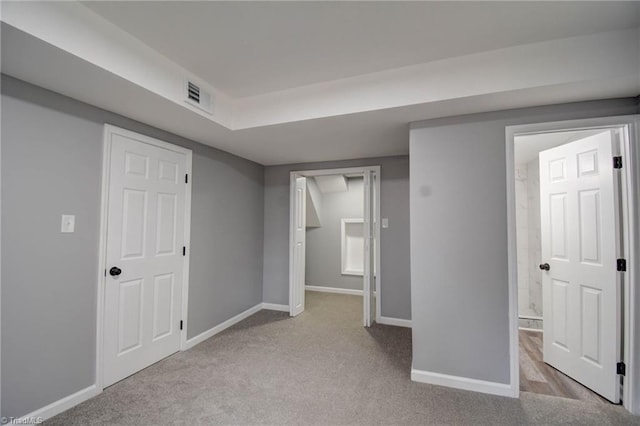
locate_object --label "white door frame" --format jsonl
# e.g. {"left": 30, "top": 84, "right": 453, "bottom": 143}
{"left": 95, "top": 124, "right": 193, "bottom": 391}
{"left": 505, "top": 115, "right": 639, "bottom": 412}
{"left": 289, "top": 166, "right": 381, "bottom": 323}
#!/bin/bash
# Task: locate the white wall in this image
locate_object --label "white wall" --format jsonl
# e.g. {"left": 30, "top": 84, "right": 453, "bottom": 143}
{"left": 514, "top": 165, "right": 531, "bottom": 315}
{"left": 514, "top": 161, "right": 542, "bottom": 318}
{"left": 305, "top": 178, "right": 322, "bottom": 228}
{"left": 526, "top": 159, "right": 543, "bottom": 317}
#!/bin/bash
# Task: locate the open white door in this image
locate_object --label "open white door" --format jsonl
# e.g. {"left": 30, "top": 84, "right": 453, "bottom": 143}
{"left": 290, "top": 176, "right": 307, "bottom": 316}
{"left": 363, "top": 171, "right": 375, "bottom": 327}
{"left": 539, "top": 130, "right": 621, "bottom": 402}
{"left": 103, "top": 127, "right": 189, "bottom": 387}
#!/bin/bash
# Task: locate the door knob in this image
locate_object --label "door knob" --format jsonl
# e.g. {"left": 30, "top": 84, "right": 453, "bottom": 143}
{"left": 109, "top": 267, "right": 122, "bottom": 277}
{"left": 539, "top": 263, "right": 550, "bottom": 271}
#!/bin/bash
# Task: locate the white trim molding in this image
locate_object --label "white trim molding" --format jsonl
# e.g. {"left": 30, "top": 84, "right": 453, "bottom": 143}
{"left": 518, "top": 327, "right": 543, "bottom": 333}
{"left": 262, "top": 303, "right": 290, "bottom": 312}
{"left": 184, "top": 303, "right": 263, "bottom": 350}
{"left": 377, "top": 316, "right": 412, "bottom": 328}
{"left": 305, "top": 285, "right": 363, "bottom": 296}
{"left": 411, "top": 368, "right": 516, "bottom": 398}
{"left": 17, "top": 385, "right": 99, "bottom": 424}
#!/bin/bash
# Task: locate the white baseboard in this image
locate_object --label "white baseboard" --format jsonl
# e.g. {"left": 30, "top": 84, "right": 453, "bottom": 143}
{"left": 377, "top": 316, "right": 412, "bottom": 328}
{"left": 411, "top": 368, "right": 516, "bottom": 398}
{"left": 518, "top": 327, "right": 543, "bottom": 333}
{"left": 305, "top": 285, "right": 363, "bottom": 296}
{"left": 17, "top": 301, "right": 290, "bottom": 423}
{"left": 184, "top": 303, "right": 263, "bottom": 350}
{"left": 262, "top": 303, "right": 289, "bottom": 312}
{"left": 17, "top": 384, "right": 99, "bottom": 423}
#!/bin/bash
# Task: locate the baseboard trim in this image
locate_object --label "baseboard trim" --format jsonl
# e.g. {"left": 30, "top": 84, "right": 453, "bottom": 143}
{"left": 262, "top": 303, "right": 289, "bottom": 312}
{"left": 519, "top": 315, "right": 543, "bottom": 320}
{"left": 17, "top": 384, "right": 99, "bottom": 423}
{"left": 184, "top": 303, "right": 263, "bottom": 350}
{"left": 518, "top": 327, "right": 543, "bottom": 333}
{"left": 377, "top": 316, "right": 412, "bottom": 328}
{"left": 411, "top": 368, "right": 516, "bottom": 398}
{"left": 305, "top": 285, "right": 363, "bottom": 296}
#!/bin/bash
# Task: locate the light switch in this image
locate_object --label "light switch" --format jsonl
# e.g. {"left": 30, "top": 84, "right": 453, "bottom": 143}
{"left": 382, "top": 218, "right": 389, "bottom": 228}
{"left": 61, "top": 214, "right": 75, "bottom": 233}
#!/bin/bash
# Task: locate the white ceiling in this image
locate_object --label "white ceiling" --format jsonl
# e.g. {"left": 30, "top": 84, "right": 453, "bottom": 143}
{"left": 1, "top": 2, "right": 639, "bottom": 165}
{"left": 81, "top": 1, "right": 640, "bottom": 98}
{"left": 514, "top": 129, "right": 609, "bottom": 164}
{"left": 314, "top": 175, "right": 348, "bottom": 194}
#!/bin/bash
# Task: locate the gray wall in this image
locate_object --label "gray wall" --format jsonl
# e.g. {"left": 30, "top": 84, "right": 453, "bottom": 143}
{"left": 305, "top": 178, "right": 322, "bottom": 228}
{"left": 306, "top": 177, "right": 364, "bottom": 290}
{"left": 409, "top": 98, "right": 638, "bottom": 385}
{"left": 1, "top": 75, "right": 264, "bottom": 418}
{"left": 263, "top": 156, "right": 410, "bottom": 320}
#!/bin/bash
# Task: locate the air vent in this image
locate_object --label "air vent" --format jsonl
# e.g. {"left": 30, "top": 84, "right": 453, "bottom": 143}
{"left": 184, "top": 80, "right": 212, "bottom": 114}
{"left": 187, "top": 81, "right": 200, "bottom": 104}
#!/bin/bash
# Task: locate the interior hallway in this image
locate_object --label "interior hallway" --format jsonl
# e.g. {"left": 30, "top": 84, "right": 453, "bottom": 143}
{"left": 48, "top": 293, "right": 636, "bottom": 425}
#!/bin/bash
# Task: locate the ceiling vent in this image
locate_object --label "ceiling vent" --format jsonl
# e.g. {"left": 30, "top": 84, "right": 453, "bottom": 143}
{"left": 184, "top": 80, "right": 212, "bottom": 114}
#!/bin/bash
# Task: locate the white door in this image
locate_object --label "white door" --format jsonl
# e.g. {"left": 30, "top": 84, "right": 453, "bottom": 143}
{"left": 363, "top": 171, "right": 375, "bottom": 327}
{"left": 290, "top": 176, "right": 306, "bottom": 316}
{"left": 103, "top": 127, "right": 190, "bottom": 387}
{"left": 539, "top": 130, "right": 621, "bottom": 402}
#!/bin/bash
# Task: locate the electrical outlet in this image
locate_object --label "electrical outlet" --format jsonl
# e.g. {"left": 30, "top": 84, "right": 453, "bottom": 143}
{"left": 61, "top": 214, "right": 75, "bottom": 233}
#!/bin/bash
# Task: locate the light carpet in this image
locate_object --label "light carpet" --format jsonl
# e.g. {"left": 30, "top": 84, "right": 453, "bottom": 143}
{"left": 48, "top": 292, "right": 638, "bottom": 425}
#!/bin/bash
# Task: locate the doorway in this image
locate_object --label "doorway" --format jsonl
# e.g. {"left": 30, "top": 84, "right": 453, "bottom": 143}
{"left": 97, "top": 125, "right": 192, "bottom": 388}
{"left": 289, "top": 166, "right": 381, "bottom": 327}
{"left": 506, "top": 116, "right": 639, "bottom": 411}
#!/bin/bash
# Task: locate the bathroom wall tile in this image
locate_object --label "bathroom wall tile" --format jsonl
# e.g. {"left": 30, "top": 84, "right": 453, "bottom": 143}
{"left": 527, "top": 159, "right": 543, "bottom": 316}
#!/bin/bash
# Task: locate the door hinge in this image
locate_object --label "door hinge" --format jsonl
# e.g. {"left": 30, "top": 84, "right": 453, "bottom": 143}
{"left": 180, "top": 320, "right": 183, "bottom": 331}
{"left": 617, "top": 258, "right": 627, "bottom": 272}
{"left": 185, "top": 174, "right": 189, "bottom": 184}
{"left": 617, "top": 361, "right": 626, "bottom": 376}
{"left": 613, "top": 156, "right": 623, "bottom": 169}
{"left": 183, "top": 246, "right": 186, "bottom": 256}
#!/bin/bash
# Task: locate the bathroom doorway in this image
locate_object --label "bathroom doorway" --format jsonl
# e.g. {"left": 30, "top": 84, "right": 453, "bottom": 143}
{"left": 508, "top": 117, "right": 638, "bottom": 409}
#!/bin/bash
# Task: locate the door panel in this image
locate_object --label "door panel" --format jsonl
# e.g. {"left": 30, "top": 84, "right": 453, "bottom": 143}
{"left": 104, "top": 129, "right": 188, "bottom": 387}
{"left": 290, "top": 177, "right": 306, "bottom": 317}
{"left": 363, "top": 171, "right": 375, "bottom": 327}
{"left": 156, "top": 193, "right": 177, "bottom": 255}
{"left": 152, "top": 273, "right": 174, "bottom": 340}
{"left": 550, "top": 279, "right": 569, "bottom": 350}
{"left": 539, "top": 130, "right": 620, "bottom": 402}
{"left": 121, "top": 189, "right": 147, "bottom": 259}
{"left": 578, "top": 190, "right": 601, "bottom": 264}
{"left": 118, "top": 278, "right": 143, "bottom": 354}
{"left": 549, "top": 194, "right": 568, "bottom": 260}
{"left": 580, "top": 285, "right": 601, "bottom": 365}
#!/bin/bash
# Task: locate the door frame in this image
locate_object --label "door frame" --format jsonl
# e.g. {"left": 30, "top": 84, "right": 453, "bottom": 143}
{"left": 505, "top": 115, "right": 639, "bottom": 411}
{"left": 288, "top": 166, "right": 381, "bottom": 323}
{"left": 95, "top": 124, "right": 193, "bottom": 391}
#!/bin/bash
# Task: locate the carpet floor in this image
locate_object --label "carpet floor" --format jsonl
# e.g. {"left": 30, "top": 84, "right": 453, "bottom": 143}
{"left": 48, "top": 292, "right": 638, "bottom": 425}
